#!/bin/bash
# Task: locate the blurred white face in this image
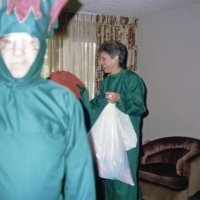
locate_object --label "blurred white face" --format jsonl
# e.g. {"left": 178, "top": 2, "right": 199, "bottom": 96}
{"left": 0, "top": 32, "right": 39, "bottom": 78}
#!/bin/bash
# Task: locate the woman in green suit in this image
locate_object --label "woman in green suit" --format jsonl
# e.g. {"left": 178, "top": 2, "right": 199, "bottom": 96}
{"left": 81, "top": 40, "right": 147, "bottom": 200}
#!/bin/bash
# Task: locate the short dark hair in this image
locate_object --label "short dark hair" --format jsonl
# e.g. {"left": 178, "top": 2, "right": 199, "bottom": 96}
{"left": 97, "top": 40, "right": 128, "bottom": 69}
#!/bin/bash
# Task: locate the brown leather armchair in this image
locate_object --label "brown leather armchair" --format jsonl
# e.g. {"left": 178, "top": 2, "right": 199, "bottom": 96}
{"left": 139, "top": 136, "right": 200, "bottom": 200}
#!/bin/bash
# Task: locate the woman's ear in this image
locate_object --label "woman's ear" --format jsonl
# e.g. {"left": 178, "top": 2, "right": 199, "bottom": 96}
{"left": 113, "top": 55, "right": 119, "bottom": 60}
{"left": 113, "top": 55, "right": 120, "bottom": 66}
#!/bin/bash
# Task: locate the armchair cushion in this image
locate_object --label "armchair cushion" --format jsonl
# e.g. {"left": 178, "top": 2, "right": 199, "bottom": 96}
{"left": 139, "top": 163, "right": 188, "bottom": 190}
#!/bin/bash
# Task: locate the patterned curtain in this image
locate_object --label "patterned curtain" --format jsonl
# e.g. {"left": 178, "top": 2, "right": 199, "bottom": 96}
{"left": 95, "top": 15, "right": 138, "bottom": 94}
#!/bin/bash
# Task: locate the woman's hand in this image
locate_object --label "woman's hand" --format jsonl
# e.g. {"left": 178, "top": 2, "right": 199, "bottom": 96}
{"left": 105, "top": 92, "right": 120, "bottom": 104}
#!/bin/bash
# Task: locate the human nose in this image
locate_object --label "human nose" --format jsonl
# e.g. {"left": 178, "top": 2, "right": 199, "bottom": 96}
{"left": 13, "top": 40, "right": 25, "bottom": 56}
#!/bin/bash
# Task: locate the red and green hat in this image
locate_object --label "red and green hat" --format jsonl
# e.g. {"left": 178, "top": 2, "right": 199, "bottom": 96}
{"left": 0, "top": 0, "right": 69, "bottom": 39}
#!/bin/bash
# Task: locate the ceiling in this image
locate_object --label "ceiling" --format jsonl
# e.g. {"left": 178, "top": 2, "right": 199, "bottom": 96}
{"left": 66, "top": 0, "right": 200, "bottom": 18}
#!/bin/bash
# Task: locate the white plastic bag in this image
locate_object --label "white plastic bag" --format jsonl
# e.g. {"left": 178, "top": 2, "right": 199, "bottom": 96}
{"left": 88, "top": 103, "right": 137, "bottom": 185}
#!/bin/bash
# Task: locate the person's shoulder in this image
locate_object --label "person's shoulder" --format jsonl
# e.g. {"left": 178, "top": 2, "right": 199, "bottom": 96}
{"left": 44, "top": 79, "right": 77, "bottom": 99}
{"left": 123, "top": 70, "right": 146, "bottom": 88}
{"left": 45, "top": 78, "right": 70, "bottom": 90}
{"left": 125, "top": 69, "right": 143, "bottom": 80}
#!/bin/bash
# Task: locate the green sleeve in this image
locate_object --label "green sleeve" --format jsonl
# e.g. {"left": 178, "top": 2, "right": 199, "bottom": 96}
{"left": 116, "top": 73, "right": 147, "bottom": 116}
{"left": 81, "top": 82, "right": 107, "bottom": 126}
{"left": 63, "top": 95, "right": 96, "bottom": 200}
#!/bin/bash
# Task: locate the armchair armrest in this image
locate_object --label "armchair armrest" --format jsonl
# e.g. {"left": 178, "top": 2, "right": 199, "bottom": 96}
{"left": 188, "top": 155, "right": 200, "bottom": 196}
{"left": 176, "top": 149, "right": 200, "bottom": 176}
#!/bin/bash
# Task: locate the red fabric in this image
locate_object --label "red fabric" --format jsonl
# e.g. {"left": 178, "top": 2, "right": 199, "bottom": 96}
{"left": 49, "top": 70, "right": 85, "bottom": 99}
{"left": 6, "top": 0, "right": 42, "bottom": 22}
{"left": 48, "top": 0, "right": 69, "bottom": 31}
{"left": 6, "top": 0, "right": 69, "bottom": 30}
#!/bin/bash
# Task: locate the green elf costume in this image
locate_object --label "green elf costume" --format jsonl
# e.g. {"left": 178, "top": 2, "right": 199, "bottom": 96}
{"left": 81, "top": 42, "right": 147, "bottom": 200}
{"left": 0, "top": 0, "right": 95, "bottom": 200}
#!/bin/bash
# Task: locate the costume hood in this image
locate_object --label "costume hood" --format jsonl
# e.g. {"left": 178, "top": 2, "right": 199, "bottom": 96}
{"left": 0, "top": 0, "right": 69, "bottom": 83}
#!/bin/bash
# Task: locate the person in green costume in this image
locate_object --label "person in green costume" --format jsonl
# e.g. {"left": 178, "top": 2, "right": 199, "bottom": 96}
{"left": 80, "top": 40, "right": 147, "bottom": 200}
{"left": 0, "top": 1, "right": 95, "bottom": 200}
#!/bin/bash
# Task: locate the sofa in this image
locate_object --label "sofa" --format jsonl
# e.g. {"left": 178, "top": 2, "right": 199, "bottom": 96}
{"left": 139, "top": 136, "right": 200, "bottom": 200}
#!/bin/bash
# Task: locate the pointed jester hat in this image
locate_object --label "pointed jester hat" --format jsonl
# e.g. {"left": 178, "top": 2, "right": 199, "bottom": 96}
{"left": 0, "top": 0, "right": 69, "bottom": 39}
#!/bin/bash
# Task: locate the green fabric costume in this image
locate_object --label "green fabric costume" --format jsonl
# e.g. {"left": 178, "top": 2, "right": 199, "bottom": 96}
{"left": 81, "top": 69, "right": 147, "bottom": 200}
{"left": 0, "top": 1, "right": 95, "bottom": 200}
{"left": 0, "top": 41, "right": 96, "bottom": 200}
{"left": 0, "top": 40, "right": 96, "bottom": 200}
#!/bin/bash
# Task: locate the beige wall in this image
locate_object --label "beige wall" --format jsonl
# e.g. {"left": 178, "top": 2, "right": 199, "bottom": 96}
{"left": 137, "top": 2, "right": 200, "bottom": 142}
